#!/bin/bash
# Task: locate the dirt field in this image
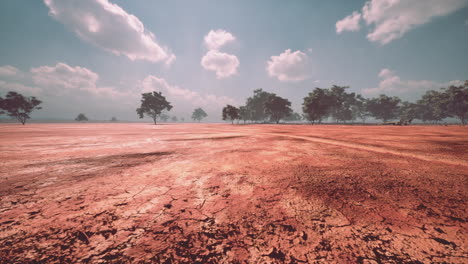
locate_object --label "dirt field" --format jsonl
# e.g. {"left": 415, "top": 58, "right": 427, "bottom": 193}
{"left": 0, "top": 123, "right": 466, "bottom": 263}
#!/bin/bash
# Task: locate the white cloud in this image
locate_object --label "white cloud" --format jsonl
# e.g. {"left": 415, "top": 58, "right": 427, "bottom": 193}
{"left": 44, "top": 0, "right": 175, "bottom": 64}
{"left": 337, "top": 0, "right": 468, "bottom": 44}
{"left": 0, "top": 66, "right": 19, "bottom": 76}
{"left": 141, "top": 75, "right": 237, "bottom": 111}
{"left": 0, "top": 81, "right": 42, "bottom": 96}
{"left": 201, "top": 50, "right": 240, "bottom": 79}
{"left": 336, "top": 11, "right": 361, "bottom": 33}
{"left": 201, "top": 29, "right": 239, "bottom": 79}
{"left": 362, "top": 68, "right": 463, "bottom": 100}
{"left": 204, "top": 29, "right": 235, "bottom": 50}
{"left": 266, "top": 49, "right": 310, "bottom": 82}
{"left": 31, "top": 63, "right": 98, "bottom": 91}
{"left": 31, "top": 62, "right": 128, "bottom": 98}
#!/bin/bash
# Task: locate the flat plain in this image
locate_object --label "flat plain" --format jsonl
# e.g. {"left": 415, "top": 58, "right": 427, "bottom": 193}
{"left": 0, "top": 123, "right": 466, "bottom": 263}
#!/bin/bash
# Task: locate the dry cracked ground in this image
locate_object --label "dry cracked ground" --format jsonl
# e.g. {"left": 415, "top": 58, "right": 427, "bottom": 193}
{"left": 0, "top": 123, "right": 467, "bottom": 263}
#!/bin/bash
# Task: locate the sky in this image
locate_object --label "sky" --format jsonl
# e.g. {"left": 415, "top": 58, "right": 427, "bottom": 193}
{"left": 0, "top": 0, "right": 467, "bottom": 122}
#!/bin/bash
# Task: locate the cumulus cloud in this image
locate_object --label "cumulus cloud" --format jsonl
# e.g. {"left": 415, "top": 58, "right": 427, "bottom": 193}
{"left": 204, "top": 29, "right": 235, "bottom": 50}
{"left": 336, "top": 0, "right": 468, "bottom": 44}
{"left": 0, "top": 66, "right": 19, "bottom": 76}
{"left": 141, "top": 75, "right": 237, "bottom": 111}
{"left": 201, "top": 50, "right": 240, "bottom": 79}
{"left": 336, "top": 11, "right": 361, "bottom": 33}
{"left": 0, "top": 81, "right": 42, "bottom": 96}
{"left": 362, "top": 68, "right": 463, "bottom": 100}
{"left": 201, "top": 29, "right": 239, "bottom": 79}
{"left": 266, "top": 49, "right": 310, "bottom": 82}
{"left": 30, "top": 62, "right": 131, "bottom": 99}
{"left": 44, "top": 0, "right": 175, "bottom": 64}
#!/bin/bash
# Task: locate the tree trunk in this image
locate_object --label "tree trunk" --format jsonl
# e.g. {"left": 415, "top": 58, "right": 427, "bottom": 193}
{"left": 18, "top": 117, "right": 25, "bottom": 125}
{"left": 153, "top": 117, "right": 157, "bottom": 125}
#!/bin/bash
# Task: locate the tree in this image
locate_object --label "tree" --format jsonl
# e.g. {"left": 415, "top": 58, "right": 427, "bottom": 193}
{"left": 0, "top": 91, "right": 42, "bottom": 125}
{"left": 264, "top": 94, "right": 292, "bottom": 124}
{"left": 160, "top": 113, "right": 170, "bottom": 122}
{"left": 416, "top": 90, "right": 448, "bottom": 123}
{"left": 284, "top": 112, "right": 302, "bottom": 122}
{"left": 171, "top": 116, "right": 178, "bottom": 122}
{"left": 238, "top": 106, "right": 251, "bottom": 124}
{"left": 328, "top": 85, "right": 357, "bottom": 123}
{"left": 75, "top": 113, "right": 88, "bottom": 122}
{"left": 110, "top": 117, "right": 117, "bottom": 122}
{"left": 136, "top": 91, "right": 173, "bottom": 125}
{"left": 444, "top": 83, "right": 468, "bottom": 125}
{"left": 192, "top": 108, "right": 207, "bottom": 122}
{"left": 245, "top": 89, "right": 274, "bottom": 122}
{"left": 302, "top": 88, "right": 334, "bottom": 124}
{"left": 222, "top": 105, "right": 240, "bottom": 124}
{"left": 351, "top": 95, "right": 370, "bottom": 123}
{"left": 366, "top": 94, "right": 401, "bottom": 123}
{"left": 399, "top": 102, "right": 419, "bottom": 123}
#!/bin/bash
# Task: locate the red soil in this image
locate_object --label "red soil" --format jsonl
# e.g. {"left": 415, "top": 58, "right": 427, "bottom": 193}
{"left": 0, "top": 123, "right": 466, "bottom": 263}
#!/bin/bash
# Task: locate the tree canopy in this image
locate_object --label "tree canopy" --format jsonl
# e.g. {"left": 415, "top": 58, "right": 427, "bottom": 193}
{"left": 264, "top": 94, "right": 292, "bottom": 124}
{"left": 366, "top": 95, "right": 401, "bottom": 123}
{"left": 192, "top": 108, "right": 207, "bottom": 122}
{"left": 75, "top": 113, "right": 88, "bottom": 122}
{"left": 222, "top": 105, "right": 240, "bottom": 124}
{"left": 417, "top": 90, "right": 448, "bottom": 123}
{"left": 136, "top": 91, "right": 173, "bottom": 125}
{"left": 284, "top": 112, "right": 302, "bottom": 122}
{"left": 302, "top": 88, "right": 333, "bottom": 123}
{"left": 0, "top": 91, "right": 42, "bottom": 125}
{"left": 444, "top": 83, "right": 468, "bottom": 125}
{"left": 245, "top": 89, "right": 274, "bottom": 122}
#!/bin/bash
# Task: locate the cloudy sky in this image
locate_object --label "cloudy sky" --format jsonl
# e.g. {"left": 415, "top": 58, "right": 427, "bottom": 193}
{"left": 0, "top": 0, "right": 467, "bottom": 121}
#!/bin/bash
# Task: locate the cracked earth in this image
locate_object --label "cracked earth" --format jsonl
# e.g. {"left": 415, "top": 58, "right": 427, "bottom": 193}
{"left": 0, "top": 123, "right": 466, "bottom": 263}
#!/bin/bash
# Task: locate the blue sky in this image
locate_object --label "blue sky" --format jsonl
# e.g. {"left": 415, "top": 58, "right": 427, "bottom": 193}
{"left": 0, "top": 0, "right": 467, "bottom": 121}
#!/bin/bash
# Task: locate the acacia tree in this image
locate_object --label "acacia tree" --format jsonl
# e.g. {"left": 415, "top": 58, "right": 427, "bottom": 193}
{"left": 444, "top": 83, "right": 468, "bottom": 125}
{"left": 366, "top": 94, "right": 401, "bottom": 123}
{"left": 264, "top": 94, "right": 292, "bottom": 124}
{"left": 75, "top": 113, "right": 88, "bottom": 122}
{"left": 0, "top": 91, "right": 42, "bottom": 125}
{"left": 222, "top": 105, "right": 240, "bottom": 124}
{"left": 192, "top": 108, "right": 207, "bottom": 122}
{"left": 136, "top": 91, "right": 173, "bottom": 125}
{"left": 302, "top": 88, "right": 333, "bottom": 124}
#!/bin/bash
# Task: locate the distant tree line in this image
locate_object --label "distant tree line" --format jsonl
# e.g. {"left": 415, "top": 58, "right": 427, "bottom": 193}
{"left": 1, "top": 80, "right": 466, "bottom": 125}
{"left": 222, "top": 81, "right": 468, "bottom": 125}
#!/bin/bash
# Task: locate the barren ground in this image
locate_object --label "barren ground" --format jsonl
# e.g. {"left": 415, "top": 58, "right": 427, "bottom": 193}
{"left": 0, "top": 123, "right": 466, "bottom": 263}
